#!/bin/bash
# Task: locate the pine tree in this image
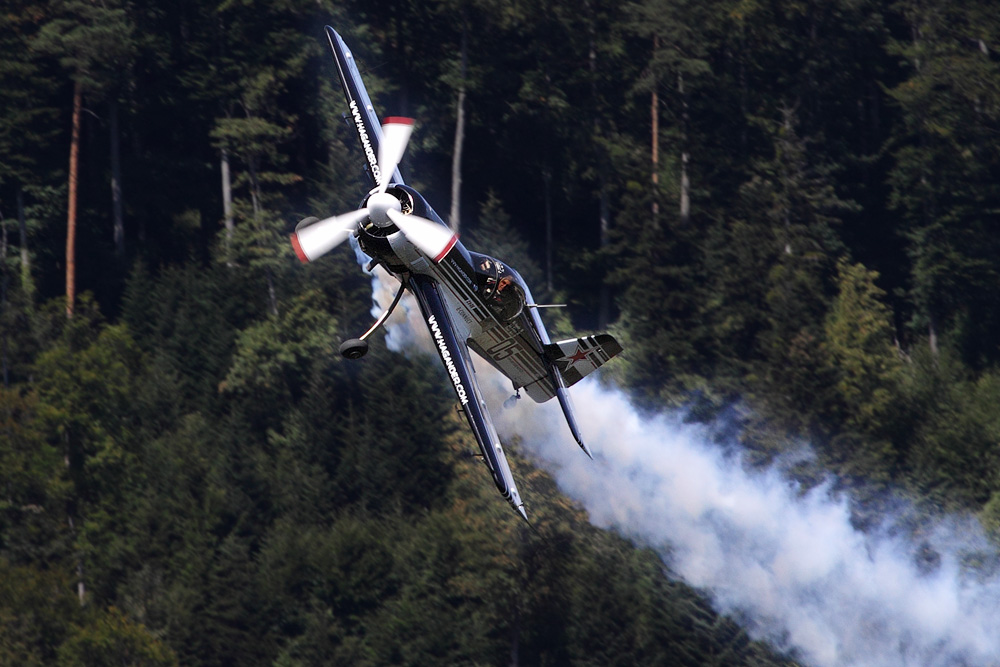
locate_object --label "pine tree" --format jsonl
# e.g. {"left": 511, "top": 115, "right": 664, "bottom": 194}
{"left": 887, "top": 0, "right": 1000, "bottom": 365}
{"left": 34, "top": 0, "right": 137, "bottom": 315}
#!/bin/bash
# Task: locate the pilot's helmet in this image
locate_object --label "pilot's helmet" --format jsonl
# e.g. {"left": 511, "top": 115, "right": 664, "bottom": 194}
{"left": 490, "top": 275, "right": 524, "bottom": 322}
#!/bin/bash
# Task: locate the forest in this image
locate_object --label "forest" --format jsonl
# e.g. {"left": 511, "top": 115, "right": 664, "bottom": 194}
{"left": 2, "top": 0, "right": 1000, "bottom": 664}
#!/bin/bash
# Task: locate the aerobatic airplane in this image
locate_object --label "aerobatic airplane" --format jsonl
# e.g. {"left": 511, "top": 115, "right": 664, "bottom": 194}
{"left": 291, "top": 27, "right": 622, "bottom": 520}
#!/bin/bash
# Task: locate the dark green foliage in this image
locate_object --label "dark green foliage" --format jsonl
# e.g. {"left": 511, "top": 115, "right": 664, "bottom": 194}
{"left": 7, "top": 0, "right": 1000, "bottom": 663}
{"left": 886, "top": 0, "right": 1000, "bottom": 366}
{"left": 0, "top": 389, "right": 69, "bottom": 564}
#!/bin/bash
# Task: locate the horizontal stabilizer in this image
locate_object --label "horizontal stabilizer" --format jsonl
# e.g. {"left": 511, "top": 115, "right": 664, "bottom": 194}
{"left": 545, "top": 334, "right": 622, "bottom": 388}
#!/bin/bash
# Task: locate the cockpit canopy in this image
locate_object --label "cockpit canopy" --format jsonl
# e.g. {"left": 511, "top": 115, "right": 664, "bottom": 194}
{"left": 470, "top": 253, "right": 526, "bottom": 323}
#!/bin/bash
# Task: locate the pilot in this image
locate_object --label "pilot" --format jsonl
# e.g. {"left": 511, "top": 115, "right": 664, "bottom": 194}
{"left": 491, "top": 275, "right": 524, "bottom": 322}
{"left": 496, "top": 275, "right": 514, "bottom": 295}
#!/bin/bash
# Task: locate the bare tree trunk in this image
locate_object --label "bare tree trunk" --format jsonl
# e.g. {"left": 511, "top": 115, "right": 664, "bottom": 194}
{"left": 67, "top": 512, "right": 86, "bottom": 606}
{"left": 66, "top": 80, "right": 82, "bottom": 319}
{"left": 221, "top": 147, "right": 234, "bottom": 264}
{"left": 1, "top": 211, "right": 9, "bottom": 388}
{"left": 678, "top": 71, "right": 690, "bottom": 226}
{"left": 449, "top": 12, "right": 468, "bottom": 232}
{"left": 651, "top": 38, "right": 660, "bottom": 222}
{"left": 248, "top": 160, "right": 278, "bottom": 317}
{"left": 509, "top": 603, "right": 520, "bottom": 667}
{"left": 929, "top": 315, "right": 939, "bottom": 359}
{"left": 62, "top": 429, "right": 86, "bottom": 606}
{"left": 266, "top": 271, "right": 277, "bottom": 317}
{"left": 590, "top": 25, "right": 611, "bottom": 328}
{"left": 110, "top": 100, "right": 124, "bottom": 256}
{"left": 544, "top": 170, "right": 553, "bottom": 293}
{"left": 76, "top": 557, "right": 86, "bottom": 605}
{"left": 598, "top": 190, "right": 611, "bottom": 328}
{"left": 17, "top": 187, "right": 32, "bottom": 299}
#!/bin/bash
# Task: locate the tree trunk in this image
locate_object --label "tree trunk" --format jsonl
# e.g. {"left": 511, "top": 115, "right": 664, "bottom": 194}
{"left": 266, "top": 270, "right": 278, "bottom": 317}
{"left": 17, "top": 186, "right": 32, "bottom": 299}
{"left": 598, "top": 188, "right": 611, "bottom": 327}
{"left": 509, "top": 602, "right": 520, "bottom": 667}
{"left": 248, "top": 159, "right": 278, "bottom": 317}
{"left": 590, "top": 25, "right": 611, "bottom": 328}
{"left": 929, "top": 315, "right": 939, "bottom": 359}
{"left": 110, "top": 100, "right": 124, "bottom": 256}
{"left": 1, "top": 211, "right": 9, "bottom": 388}
{"left": 66, "top": 512, "right": 85, "bottom": 606}
{"left": 66, "top": 80, "right": 82, "bottom": 319}
{"left": 449, "top": 12, "right": 468, "bottom": 232}
{"left": 678, "top": 71, "right": 690, "bottom": 226}
{"left": 544, "top": 170, "right": 553, "bottom": 293}
{"left": 221, "top": 147, "right": 234, "bottom": 264}
{"left": 651, "top": 38, "right": 660, "bottom": 222}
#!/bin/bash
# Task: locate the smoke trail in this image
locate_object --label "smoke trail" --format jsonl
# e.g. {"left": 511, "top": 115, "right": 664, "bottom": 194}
{"left": 488, "top": 377, "right": 1000, "bottom": 667}
{"left": 360, "top": 266, "right": 1000, "bottom": 666}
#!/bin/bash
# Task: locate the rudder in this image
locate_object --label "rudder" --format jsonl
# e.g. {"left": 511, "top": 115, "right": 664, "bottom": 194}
{"left": 545, "top": 334, "right": 623, "bottom": 387}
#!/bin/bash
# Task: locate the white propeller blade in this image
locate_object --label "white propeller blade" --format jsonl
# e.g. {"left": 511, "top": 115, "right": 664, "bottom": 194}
{"left": 386, "top": 208, "right": 458, "bottom": 262}
{"left": 377, "top": 117, "right": 414, "bottom": 193}
{"left": 290, "top": 209, "right": 369, "bottom": 263}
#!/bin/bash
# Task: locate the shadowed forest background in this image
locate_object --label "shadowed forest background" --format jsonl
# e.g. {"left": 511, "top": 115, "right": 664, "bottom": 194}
{"left": 2, "top": 0, "right": 1000, "bottom": 664}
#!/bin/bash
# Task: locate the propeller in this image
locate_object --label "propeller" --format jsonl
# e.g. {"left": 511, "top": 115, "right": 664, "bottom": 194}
{"left": 386, "top": 208, "right": 458, "bottom": 262}
{"left": 377, "top": 117, "right": 414, "bottom": 193}
{"left": 290, "top": 116, "right": 457, "bottom": 264}
{"left": 290, "top": 209, "right": 368, "bottom": 263}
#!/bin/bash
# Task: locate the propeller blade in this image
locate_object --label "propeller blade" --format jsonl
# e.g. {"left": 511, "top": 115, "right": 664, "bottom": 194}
{"left": 386, "top": 208, "right": 458, "bottom": 263}
{"left": 377, "top": 117, "right": 414, "bottom": 192}
{"left": 290, "top": 209, "right": 369, "bottom": 263}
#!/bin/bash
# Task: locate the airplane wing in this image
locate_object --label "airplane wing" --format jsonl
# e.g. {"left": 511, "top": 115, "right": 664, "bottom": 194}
{"left": 409, "top": 274, "right": 527, "bottom": 520}
{"left": 325, "top": 26, "right": 404, "bottom": 188}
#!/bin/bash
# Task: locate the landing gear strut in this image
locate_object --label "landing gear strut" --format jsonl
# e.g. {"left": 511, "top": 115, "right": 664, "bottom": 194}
{"left": 340, "top": 277, "right": 408, "bottom": 359}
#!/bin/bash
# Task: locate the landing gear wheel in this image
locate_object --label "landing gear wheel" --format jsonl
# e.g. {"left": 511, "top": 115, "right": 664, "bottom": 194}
{"left": 339, "top": 338, "right": 369, "bottom": 359}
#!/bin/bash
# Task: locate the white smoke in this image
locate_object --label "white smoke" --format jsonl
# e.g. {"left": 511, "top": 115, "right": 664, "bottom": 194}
{"left": 361, "top": 263, "right": 1000, "bottom": 667}
{"left": 490, "top": 378, "right": 1000, "bottom": 667}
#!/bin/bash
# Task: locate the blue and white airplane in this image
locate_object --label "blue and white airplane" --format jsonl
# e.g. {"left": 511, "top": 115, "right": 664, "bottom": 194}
{"left": 291, "top": 27, "right": 622, "bottom": 520}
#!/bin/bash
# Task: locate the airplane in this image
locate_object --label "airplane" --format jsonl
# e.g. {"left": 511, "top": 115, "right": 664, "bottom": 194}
{"left": 290, "top": 27, "right": 622, "bottom": 520}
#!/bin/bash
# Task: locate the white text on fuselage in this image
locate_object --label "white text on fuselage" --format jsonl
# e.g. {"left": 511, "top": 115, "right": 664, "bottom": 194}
{"left": 428, "top": 315, "right": 469, "bottom": 405}
{"left": 447, "top": 257, "right": 475, "bottom": 290}
{"left": 349, "top": 99, "right": 381, "bottom": 185}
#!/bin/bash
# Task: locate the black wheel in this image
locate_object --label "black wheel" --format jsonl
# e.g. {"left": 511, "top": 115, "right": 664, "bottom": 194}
{"left": 339, "top": 338, "right": 369, "bottom": 359}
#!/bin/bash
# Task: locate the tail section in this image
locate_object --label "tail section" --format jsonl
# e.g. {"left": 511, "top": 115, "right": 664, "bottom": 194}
{"left": 545, "top": 334, "right": 623, "bottom": 388}
{"left": 545, "top": 334, "right": 621, "bottom": 459}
